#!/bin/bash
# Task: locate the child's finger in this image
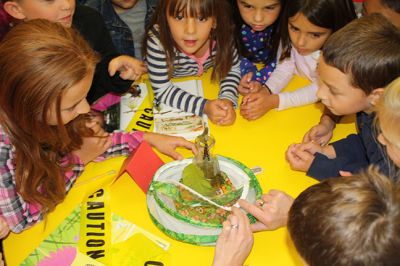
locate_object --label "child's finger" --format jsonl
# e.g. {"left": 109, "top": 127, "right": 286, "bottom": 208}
{"left": 173, "top": 137, "right": 197, "bottom": 155}
{"left": 285, "top": 148, "right": 300, "bottom": 163}
{"left": 138, "top": 64, "right": 147, "bottom": 74}
{"left": 108, "top": 61, "right": 119, "bottom": 76}
{"left": 339, "top": 170, "right": 352, "bottom": 177}
{"left": 119, "top": 69, "right": 135, "bottom": 80}
{"left": 245, "top": 72, "right": 253, "bottom": 83}
{"left": 241, "top": 95, "right": 255, "bottom": 110}
{"left": 293, "top": 148, "right": 313, "bottom": 161}
{"left": 217, "top": 100, "right": 230, "bottom": 110}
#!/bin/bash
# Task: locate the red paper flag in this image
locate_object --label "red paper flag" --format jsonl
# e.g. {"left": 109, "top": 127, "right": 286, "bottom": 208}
{"left": 122, "top": 141, "right": 164, "bottom": 193}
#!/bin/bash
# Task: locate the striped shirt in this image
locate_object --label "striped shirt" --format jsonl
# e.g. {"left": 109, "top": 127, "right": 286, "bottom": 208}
{"left": 146, "top": 26, "right": 241, "bottom": 116}
{"left": 0, "top": 126, "right": 144, "bottom": 233}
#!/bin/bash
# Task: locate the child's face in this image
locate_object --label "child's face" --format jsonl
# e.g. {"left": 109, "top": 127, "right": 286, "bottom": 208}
{"left": 288, "top": 12, "right": 332, "bottom": 56}
{"left": 363, "top": 0, "right": 400, "bottom": 29}
{"left": 237, "top": 0, "right": 281, "bottom": 32}
{"left": 6, "top": 0, "right": 75, "bottom": 27}
{"left": 378, "top": 129, "right": 400, "bottom": 167}
{"left": 111, "top": 0, "right": 139, "bottom": 12}
{"left": 47, "top": 73, "right": 92, "bottom": 125}
{"left": 167, "top": 7, "right": 215, "bottom": 57}
{"left": 316, "top": 57, "right": 371, "bottom": 116}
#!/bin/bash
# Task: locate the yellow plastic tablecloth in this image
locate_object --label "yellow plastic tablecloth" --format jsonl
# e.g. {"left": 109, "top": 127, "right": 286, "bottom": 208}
{"left": 4, "top": 70, "right": 356, "bottom": 266}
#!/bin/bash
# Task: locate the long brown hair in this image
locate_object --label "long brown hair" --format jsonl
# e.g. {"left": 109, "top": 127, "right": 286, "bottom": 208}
{"left": 0, "top": 19, "right": 99, "bottom": 212}
{"left": 144, "top": 0, "right": 236, "bottom": 81}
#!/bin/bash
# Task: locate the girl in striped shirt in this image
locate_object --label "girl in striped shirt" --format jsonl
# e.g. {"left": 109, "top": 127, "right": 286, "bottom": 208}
{"left": 144, "top": 0, "right": 241, "bottom": 126}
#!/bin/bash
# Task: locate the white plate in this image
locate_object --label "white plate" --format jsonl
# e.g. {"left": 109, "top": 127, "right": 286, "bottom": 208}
{"left": 152, "top": 156, "right": 250, "bottom": 201}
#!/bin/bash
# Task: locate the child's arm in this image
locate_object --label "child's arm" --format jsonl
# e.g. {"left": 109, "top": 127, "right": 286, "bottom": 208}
{"left": 239, "top": 57, "right": 258, "bottom": 81}
{"left": 303, "top": 107, "right": 341, "bottom": 145}
{"left": 286, "top": 134, "right": 371, "bottom": 180}
{"left": 97, "top": 131, "right": 196, "bottom": 161}
{"left": 264, "top": 49, "right": 295, "bottom": 94}
{"left": 218, "top": 48, "right": 241, "bottom": 109}
{"left": 108, "top": 55, "right": 147, "bottom": 81}
{"left": 276, "top": 82, "right": 318, "bottom": 110}
{"left": 74, "top": 6, "right": 133, "bottom": 103}
{"left": 286, "top": 142, "right": 336, "bottom": 173}
{"left": 146, "top": 30, "right": 207, "bottom": 116}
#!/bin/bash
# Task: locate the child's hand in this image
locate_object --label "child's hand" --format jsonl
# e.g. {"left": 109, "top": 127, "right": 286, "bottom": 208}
{"left": 217, "top": 99, "right": 236, "bottom": 126}
{"left": 240, "top": 89, "right": 278, "bottom": 120}
{"left": 303, "top": 115, "right": 335, "bottom": 146}
{"left": 295, "top": 141, "right": 324, "bottom": 155}
{"left": 204, "top": 99, "right": 229, "bottom": 125}
{"left": 238, "top": 74, "right": 263, "bottom": 95}
{"left": 73, "top": 119, "right": 112, "bottom": 164}
{"left": 285, "top": 143, "right": 315, "bottom": 172}
{"left": 0, "top": 217, "right": 10, "bottom": 239}
{"left": 303, "top": 123, "right": 333, "bottom": 146}
{"left": 108, "top": 55, "right": 147, "bottom": 81}
{"left": 239, "top": 190, "right": 294, "bottom": 231}
{"left": 0, "top": 252, "right": 4, "bottom": 266}
{"left": 213, "top": 207, "right": 253, "bottom": 266}
{"left": 143, "top": 132, "right": 196, "bottom": 160}
{"left": 296, "top": 141, "right": 336, "bottom": 159}
{"left": 238, "top": 73, "right": 253, "bottom": 95}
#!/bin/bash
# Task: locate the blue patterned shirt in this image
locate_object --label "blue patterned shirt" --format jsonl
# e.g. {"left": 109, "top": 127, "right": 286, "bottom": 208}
{"left": 240, "top": 24, "right": 277, "bottom": 83}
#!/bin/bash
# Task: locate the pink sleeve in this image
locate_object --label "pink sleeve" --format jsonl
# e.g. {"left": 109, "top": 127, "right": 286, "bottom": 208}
{"left": 94, "top": 131, "right": 145, "bottom": 162}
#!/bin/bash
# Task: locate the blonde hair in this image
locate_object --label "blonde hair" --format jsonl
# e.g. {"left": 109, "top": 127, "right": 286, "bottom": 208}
{"left": 376, "top": 77, "right": 400, "bottom": 149}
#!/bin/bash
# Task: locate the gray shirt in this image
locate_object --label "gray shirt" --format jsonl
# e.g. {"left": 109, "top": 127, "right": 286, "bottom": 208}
{"left": 118, "top": 0, "right": 146, "bottom": 59}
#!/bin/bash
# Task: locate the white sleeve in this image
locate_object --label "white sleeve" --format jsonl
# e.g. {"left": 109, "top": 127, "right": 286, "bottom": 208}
{"left": 264, "top": 46, "right": 295, "bottom": 94}
{"left": 277, "top": 82, "right": 318, "bottom": 110}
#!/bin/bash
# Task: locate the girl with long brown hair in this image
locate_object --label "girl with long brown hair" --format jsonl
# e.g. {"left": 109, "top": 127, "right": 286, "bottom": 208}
{"left": 0, "top": 19, "right": 195, "bottom": 233}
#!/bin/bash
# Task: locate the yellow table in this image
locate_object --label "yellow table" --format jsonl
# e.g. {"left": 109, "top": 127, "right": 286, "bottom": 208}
{"left": 4, "top": 71, "right": 356, "bottom": 266}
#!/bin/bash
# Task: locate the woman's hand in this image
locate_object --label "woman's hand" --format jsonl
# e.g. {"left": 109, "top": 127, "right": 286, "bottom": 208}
{"left": 213, "top": 207, "right": 254, "bottom": 266}
{"left": 239, "top": 190, "right": 294, "bottom": 231}
{"left": 143, "top": 132, "right": 196, "bottom": 160}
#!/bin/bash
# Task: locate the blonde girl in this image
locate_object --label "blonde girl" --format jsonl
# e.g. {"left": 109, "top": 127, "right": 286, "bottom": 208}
{"left": 376, "top": 77, "right": 400, "bottom": 172}
{"left": 0, "top": 19, "right": 195, "bottom": 233}
{"left": 144, "top": 0, "right": 241, "bottom": 126}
